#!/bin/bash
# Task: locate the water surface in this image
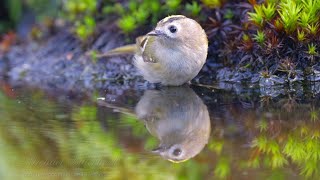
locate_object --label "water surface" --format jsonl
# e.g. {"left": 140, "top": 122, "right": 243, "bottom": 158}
{"left": 1, "top": 81, "right": 320, "bottom": 179}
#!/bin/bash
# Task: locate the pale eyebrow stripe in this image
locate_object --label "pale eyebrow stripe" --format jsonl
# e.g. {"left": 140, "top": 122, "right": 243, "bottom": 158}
{"left": 140, "top": 37, "right": 148, "bottom": 48}
{"left": 160, "top": 16, "right": 186, "bottom": 25}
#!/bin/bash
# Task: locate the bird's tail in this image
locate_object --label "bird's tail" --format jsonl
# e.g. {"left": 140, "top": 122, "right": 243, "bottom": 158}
{"left": 96, "top": 44, "right": 137, "bottom": 58}
{"left": 97, "top": 100, "right": 136, "bottom": 117}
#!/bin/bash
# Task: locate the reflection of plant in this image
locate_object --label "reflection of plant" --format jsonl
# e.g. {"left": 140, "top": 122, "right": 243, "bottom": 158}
{"left": 0, "top": 89, "right": 209, "bottom": 179}
{"left": 207, "top": 100, "right": 320, "bottom": 179}
{"left": 251, "top": 136, "right": 288, "bottom": 169}
{"left": 310, "top": 108, "right": 319, "bottom": 122}
{"left": 3, "top": 88, "right": 320, "bottom": 179}
{"left": 249, "top": 117, "right": 320, "bottom": 178}
{"left": 214, "top": 156, "right": 230, "bottom": 178}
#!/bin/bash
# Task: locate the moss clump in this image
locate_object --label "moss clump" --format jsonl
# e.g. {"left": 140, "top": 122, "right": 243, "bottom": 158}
{"left": 63, "top": 0, "right": 97, "bottom": 41}
{"left": 224, "top": 0, "right": 320, "bottom": 80}
{"left": 248, "top": 0, "right": 320, "bottom": 37}
{"left": 3, "top": 0, "right": 320, "bottom": 83}
{"left": 61, "top": 0, "right": 225, "bottom": 40}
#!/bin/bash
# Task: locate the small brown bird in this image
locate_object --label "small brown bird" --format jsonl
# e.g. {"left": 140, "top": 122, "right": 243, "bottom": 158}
{"left": 103, "top": 15, "right": 208, "bottom": 86}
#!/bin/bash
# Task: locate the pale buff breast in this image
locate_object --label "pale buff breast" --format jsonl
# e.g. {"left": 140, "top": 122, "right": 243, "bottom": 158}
{"left": 134, "top": 40, "right": 207, "bottom": 86}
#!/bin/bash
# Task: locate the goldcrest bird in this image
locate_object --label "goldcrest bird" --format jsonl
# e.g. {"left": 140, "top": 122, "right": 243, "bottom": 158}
{"left": 103, "top": 15, "right": 208, "bottom": 86}
{"left": 135, "top": 87, "right": 211, "bottom": 163}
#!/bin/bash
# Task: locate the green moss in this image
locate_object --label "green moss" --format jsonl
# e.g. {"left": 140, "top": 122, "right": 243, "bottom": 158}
{"left": 63, "top": 0, "right": 97, "bottom": 40}
{"left": 307, "top": 44, "right": 318, "bottom": 56}
{"left": 248, "top": 5, "right": 264, "bottom": 27}
{"left": 244, "top": 0, "right": 320, "bottom": 74}
{"left": 249, "top": 0, "right": 320, "bottom": 36}
{"left": 2, "top": 0, "right": 318, "bottom": 77}
{"left": 59, "top": 0, "right": 226, "bottom": 39}
{"left": 201, "top": 0, "right": 223, "bottom": 9}
{"left": 166, "top": 0, "right": 182, "bottom": 11}
{"left": 278, "top": 0, "right": 302, "bottom": 33}
{"left": 118, "top": 16, "right": 137, "bottom": 34}
{"left": 297, "top": 29, "right": 306, "bottom": 42}
{"left": 253, "top": 30, "right": 266, "bottom": 45}
{"left": 308, "top": 23, "right": 319, "bottom": 35}
{"left": 223, "top": 9, "right": 234, "bottom": 20}
{"left": 185, "top": 1, "right": 202, "bottom": 17}
{"left": 262, "top": 3, "right": 276, "bottom": 21}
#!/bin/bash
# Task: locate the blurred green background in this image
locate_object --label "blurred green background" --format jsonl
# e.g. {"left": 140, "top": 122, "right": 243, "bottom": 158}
{"left": 0, "top": 0, "right": 222, "bottom": 39}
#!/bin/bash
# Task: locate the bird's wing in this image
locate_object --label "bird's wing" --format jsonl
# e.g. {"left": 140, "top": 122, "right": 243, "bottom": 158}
{"left": 97, "top": 44, "right": 136, "bottom": 57}
{"left": 136, "top": 36, "right": 148, "bottom": 52}
{"left": 136, "top": 35, "right": 158, "bottom": 63}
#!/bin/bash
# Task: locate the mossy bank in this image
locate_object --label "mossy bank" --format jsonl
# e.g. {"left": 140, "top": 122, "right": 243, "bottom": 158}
{"left": 0, "top": 0, "right": 320, "bottom": 92}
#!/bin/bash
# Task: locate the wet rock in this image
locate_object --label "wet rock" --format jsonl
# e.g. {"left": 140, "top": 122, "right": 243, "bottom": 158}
{"left": 259, "top": 85, "right": 286, "bottom": 97}
{"left": 288, "top": 70, "right": 304, "bottom": 83}
{"left": 310, "top": 82, "right": 320, "bottom": 95}
{"left": 216, "top": 68, "right": 260, "bottom": 83}
{"left": 259, "top": 75, "right": 287, "bottom": 87}
{"left": 0, "top": 57, "right": 7, "bottom": 76}
{"left": 307, "top": 70, "right": 320, "bottom": 82}
{"left": 216, "top": 68, "right": 234, "bottom": 82}
{"left": 3, "top": 27, "right": 144, "bottom": 92}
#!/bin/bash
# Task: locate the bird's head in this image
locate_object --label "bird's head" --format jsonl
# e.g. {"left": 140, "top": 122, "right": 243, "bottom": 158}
{"left": 147, "top": 15, "right": 208, "bottom": 49}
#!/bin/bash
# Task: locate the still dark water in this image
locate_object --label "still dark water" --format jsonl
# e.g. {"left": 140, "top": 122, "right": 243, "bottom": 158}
{"left": 1, "top": 81, "right": 320, "bottom": 180}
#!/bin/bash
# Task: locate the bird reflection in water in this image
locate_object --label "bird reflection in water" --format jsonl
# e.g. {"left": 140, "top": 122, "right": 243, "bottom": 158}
{"left": 135, "top": 87, "right": 211, "bottom": 163}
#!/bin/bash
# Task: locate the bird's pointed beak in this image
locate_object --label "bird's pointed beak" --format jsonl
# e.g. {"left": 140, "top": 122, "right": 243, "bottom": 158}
{"left": 147, "top": 30, "right": 165, "bottom": 37}
{"left": 151, "top": 146, "right": 165, "bottom": 153}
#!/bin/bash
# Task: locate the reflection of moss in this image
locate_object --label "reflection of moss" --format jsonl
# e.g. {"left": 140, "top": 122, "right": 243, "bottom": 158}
{"left": 251, "top": 131, "right": 320, "bottom": 178}
{"left": 214, "top": 156, "right": 230, "bottom": 179}
{"left": 2, "top": 87, "right": 320, "bottom": 179}
{"left": 0, "top": 89, "right": 208, "bottom": 179}
{"left": 249, "top": 111, "right": 320, "bottom": 178}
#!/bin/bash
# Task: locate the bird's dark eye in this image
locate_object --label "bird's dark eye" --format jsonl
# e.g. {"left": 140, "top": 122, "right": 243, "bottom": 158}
{"left": 168, "top": 25, "right": 177, "bottom": 33}
{"left": 172, "top": 148, "right": 182, "bottom": 156}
